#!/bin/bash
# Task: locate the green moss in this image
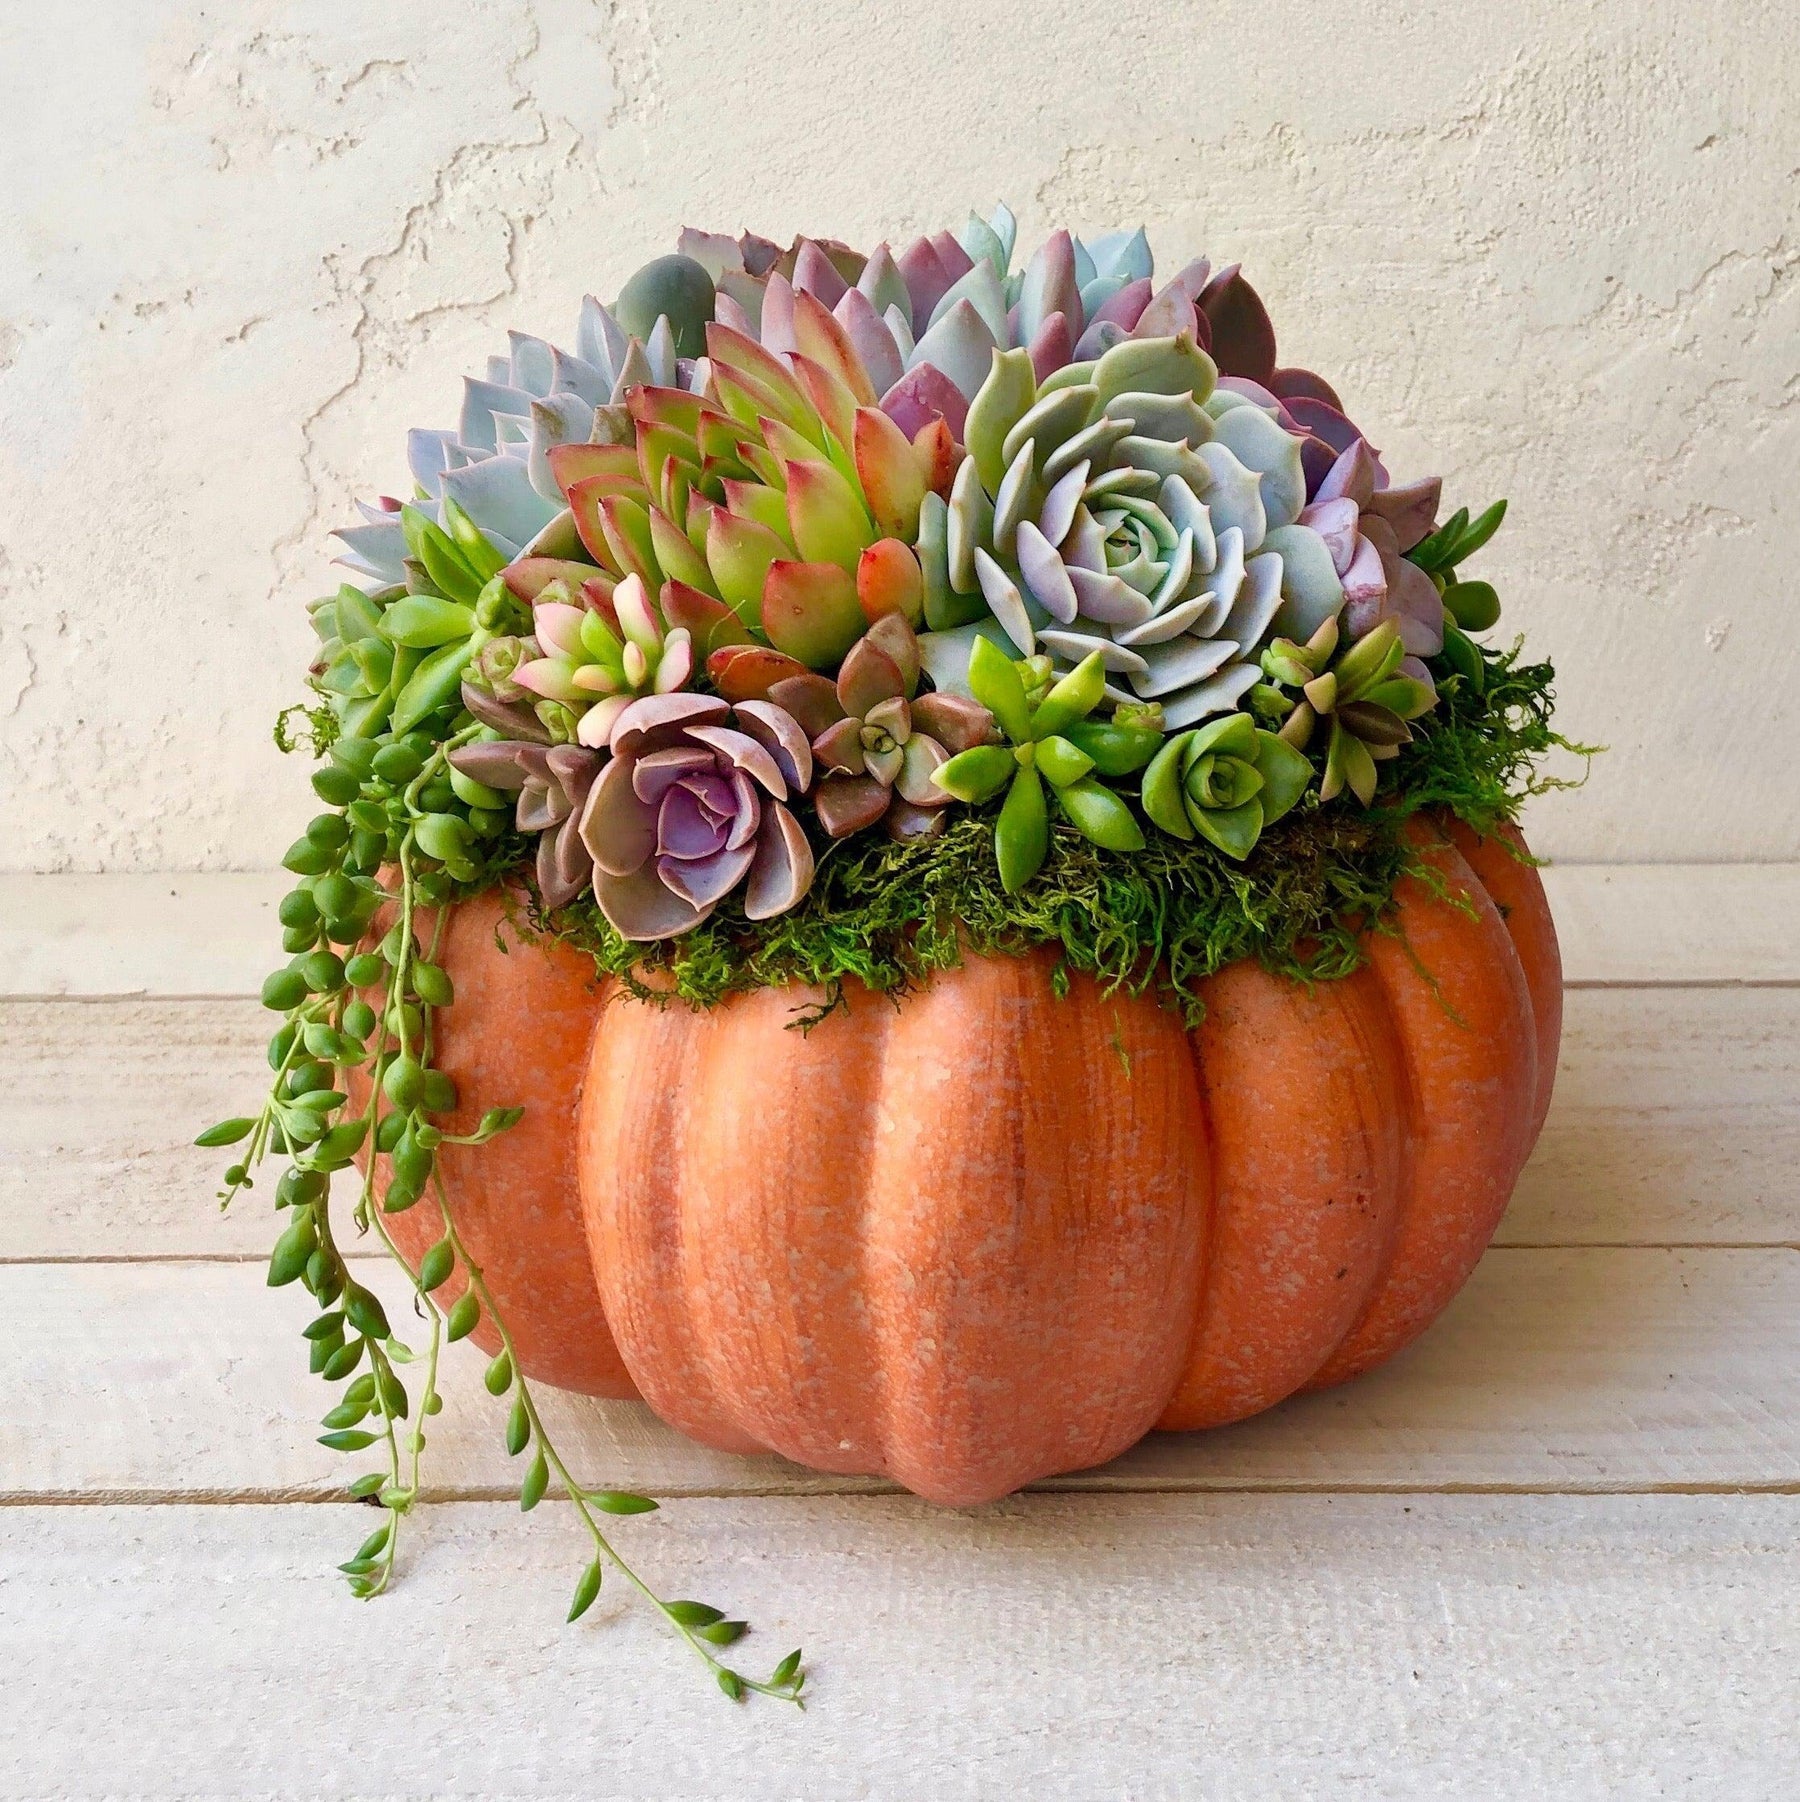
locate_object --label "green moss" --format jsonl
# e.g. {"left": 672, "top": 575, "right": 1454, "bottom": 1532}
{"left": 523, "top": 642, "right": 1589, "bottom": 1024}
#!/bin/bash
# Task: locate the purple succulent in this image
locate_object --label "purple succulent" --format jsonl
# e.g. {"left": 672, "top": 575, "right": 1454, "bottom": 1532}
{"left": 577, "top": 693, "right": 816, "bottom": 940}
{"left": 765, "top": 614, "right": 997, "bottom": 841}
{"left": 1299, "top": 441, "right": 1445, "bottom": 658}
{"left": 446, "top": 740, "right": 603, "bottom": 909}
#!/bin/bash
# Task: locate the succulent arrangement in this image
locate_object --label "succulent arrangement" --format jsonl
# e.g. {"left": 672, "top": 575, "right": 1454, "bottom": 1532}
{"left": 207, "top": 207, "right": 1573, "bottom": 1708}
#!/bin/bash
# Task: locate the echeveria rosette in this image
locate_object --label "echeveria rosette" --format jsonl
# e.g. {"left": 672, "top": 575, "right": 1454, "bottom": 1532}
{"left": 915, "top": 334, "right": 1349, "bottom": 733}
{"left": 332, "top": 284, "right": 707, "bottom": 593}
{"left": 513, "top": 573, "right": 695, "bottom": 749}
{"left": 526, "top": 306, "right": 952, "bottom": 709}
{"left": 1140, "top": 714, "right": 1313, "bottom": 860}
{"left": 577, "top": 693, "right": 816, "bottom": 940}
{"left": 764, "top": 614, "right": 996, "bottom": 842}
{"left": 1257, "top": 617, "right": 1438, "bottom": 806}
{"left": 932, "top": 637, "right": 1146, "bottom": 893}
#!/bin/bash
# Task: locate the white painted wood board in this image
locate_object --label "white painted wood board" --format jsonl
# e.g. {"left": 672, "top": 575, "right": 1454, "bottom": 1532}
{"left": 3, "top": 865, "right": 1797, "bottom": 998}
{"left": 5, "top": 1248, "right": 1795, "bottom": 1503}
{"left": 2, "top": 1495, "right": 1794, "bottom": 1801}
{"left": 7, "top": 986, "right": 1797, "bottom": 1262}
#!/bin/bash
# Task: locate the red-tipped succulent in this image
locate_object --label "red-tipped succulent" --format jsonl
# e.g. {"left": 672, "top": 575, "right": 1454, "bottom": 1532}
{"left": 765, "top": 614, "right": 997, "bottom": 841}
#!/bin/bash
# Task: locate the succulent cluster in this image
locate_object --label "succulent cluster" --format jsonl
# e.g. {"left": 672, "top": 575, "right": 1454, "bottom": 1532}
{"left": 223, "top": 204, "right": 1551, "bottom": 1713}
{"left": 312, "top": 208, "right": 1514, "bottom": 938}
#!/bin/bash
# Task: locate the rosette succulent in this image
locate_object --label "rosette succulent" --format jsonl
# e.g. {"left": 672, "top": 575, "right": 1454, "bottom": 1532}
{"left": 446, "top": 740, "right": 603, "bottom": 909}
{"left": 1140, "top": 714, "right": 1312, "bottom": 859}
{"left": 578, "top": 693, "right": 816, "bottom": 938}
{"left": 1257, "top": 617, "right": 1437, "bottom": 805}
{"left": 914, "top": 333, "right": 1347, "bottom": 732}
{"left": 762, "top": 614, "right": 996, "bottom": 841}
{"left": 933, "top": 638, "right": 1144, "bottom": 891}
{"left": 513, "top": 573, "right": 695, "bottom": 749}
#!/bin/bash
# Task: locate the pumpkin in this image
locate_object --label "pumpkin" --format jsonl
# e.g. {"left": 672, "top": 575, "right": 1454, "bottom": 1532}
{"left": 376, "top": 813, "right": 1559, "bottom": 1506}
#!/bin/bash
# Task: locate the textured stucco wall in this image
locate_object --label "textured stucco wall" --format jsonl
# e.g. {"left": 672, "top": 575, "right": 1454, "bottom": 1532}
{"left": 2, "top": 0, "right": 1796, "bottom": 869}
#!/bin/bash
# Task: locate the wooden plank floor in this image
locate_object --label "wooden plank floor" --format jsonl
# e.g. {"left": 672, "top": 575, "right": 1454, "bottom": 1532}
{"left": 3, "top": 867, "right": 1797, "bottom": 1799}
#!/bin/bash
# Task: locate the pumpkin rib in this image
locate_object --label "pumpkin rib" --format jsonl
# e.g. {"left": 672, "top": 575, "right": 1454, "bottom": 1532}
{"left": 676, "top": 982, "right": 897, "bottom": 1471}
{"left": 365, "top": 889, "right": 637, "bottom": 1399}
{"left": 1156, "top": 959, "right": 1408, "bottom": 1432}
{"left": 857, "top": 949, "right": 1210, "bottom": 1503}
{"left": 1441, "top": 817, "right": 1563, "bottom": 1148}
{"left": 577, "top": 992, "right": 765, "bottom": 1453}
{"left": 577, "top": 949, "right": 1210, "bottom": 1506}
{"left": 1306, "top": 833, "right": 1537, "bottom": 1389}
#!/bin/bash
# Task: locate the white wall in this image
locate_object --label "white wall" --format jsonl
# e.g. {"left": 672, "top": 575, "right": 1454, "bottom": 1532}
{"left": 2, "top": 0, "right": 1795, "bottom": 869}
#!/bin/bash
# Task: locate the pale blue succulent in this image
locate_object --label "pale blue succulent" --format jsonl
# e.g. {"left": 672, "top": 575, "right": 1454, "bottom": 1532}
{"left": 914, "top": 337, "right": 1347, "bottom": 731}
{"left": 332, "top": 290, "right": 695, "bottom": 591}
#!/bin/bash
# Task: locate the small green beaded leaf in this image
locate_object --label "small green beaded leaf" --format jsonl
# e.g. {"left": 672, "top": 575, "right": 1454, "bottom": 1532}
{"left": 267, "top": 1212, "right": 317, "bottom": 1288}
{"left": 445, "top": 1291, "right": 481, "bottom": 1341}
{"left": 261, "top": 969, "right": 309, "bottom": 1012}
{"left": 520, "top": 1450, "right": 550, "bottom": 1511}
{"left": 717, "top": 1669, "right": 745, "bottom": 1702}
{"left": 590, "top": 1490, "right": 659, "bottom": 1515}
{"left": 695, "top": 1620, "right": 747, "bottom": 1646}
{"left": 318, "top": 1428, "right": 378, "bottom": 1452}
{"left": 342, "top": 1284, "right": 391, "bottom": 1340}
{"left": 195, "top": 1118, "right": 255, "bottom": 1148}
{"left": 417, "top": 1238, "right": 454, "bottom": 1293}
{"left": 771, "top": 1650, "right": 803, "bottom": 1688}
{"left": 346, "top": 1472, "right": 385, "bottom": 1499}
{"left": 568, "top": 1559, "right": 603, "bottom": 1622}
{"left": 506, "top": 1391, "right": 530, "bottom": 1457}
{"left": 666, "top": 1600, "right": 725, "bottom": 1628}
{"left": 485, "top": 1349, "right": 514, "bottom": 1395}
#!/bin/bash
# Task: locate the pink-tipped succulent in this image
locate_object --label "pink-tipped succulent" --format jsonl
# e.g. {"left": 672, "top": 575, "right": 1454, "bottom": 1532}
{"left": 1297, "top": 440, "right": 1444, "bottom": 657}
{"left": 577, "top": 693, "right": 816, "bottom": 939}
{"left": 513, "top": 574, "right": 695, "bottom": 748}
{"left": 764, "top": 614, "right": 997, "bottom": 841}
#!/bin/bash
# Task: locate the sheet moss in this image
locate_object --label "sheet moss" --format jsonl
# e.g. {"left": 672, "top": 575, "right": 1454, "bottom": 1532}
{"left": 522, "top": 642, "right": 1587, "bottom": 1024}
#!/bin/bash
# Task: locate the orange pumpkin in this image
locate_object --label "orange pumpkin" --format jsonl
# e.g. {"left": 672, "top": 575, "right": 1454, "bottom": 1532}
{"left": 381, "top": 813, "right": 1559, "bottom": 1506}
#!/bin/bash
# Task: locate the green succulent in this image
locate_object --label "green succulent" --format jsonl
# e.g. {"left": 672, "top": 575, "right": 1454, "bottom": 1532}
{"left": 932, "top": 637, "right": 1145, "bottom": 891}
{"left": 1256, "top": 617, "right": 1436, "bottom": 805}
{"left": 1140, "top": 713, "right": 1313, "bottom": 859}
{"left": 309, "top": 500, "right": 528, "bottom": 742}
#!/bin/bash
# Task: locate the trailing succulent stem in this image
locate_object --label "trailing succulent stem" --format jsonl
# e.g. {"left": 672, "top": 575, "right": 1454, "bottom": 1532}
{"left": 200, "top": 724, "right": 804, "bottom": 1705}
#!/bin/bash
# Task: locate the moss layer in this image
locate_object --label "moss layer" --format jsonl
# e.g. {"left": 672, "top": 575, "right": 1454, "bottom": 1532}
{"left": 518, "top": 643, "right": 1586, "bottom": 1024}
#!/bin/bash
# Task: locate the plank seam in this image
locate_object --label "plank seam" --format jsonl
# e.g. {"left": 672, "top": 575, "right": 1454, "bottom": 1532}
{"left": 8, "top": 1478, "right": 1800, "bottom": 1506}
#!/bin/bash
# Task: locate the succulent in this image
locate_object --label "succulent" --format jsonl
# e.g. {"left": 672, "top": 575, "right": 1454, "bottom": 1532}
{"left": 764, "top": 614, "right": 996, "bottom": 841}
{"left": 1257, "top": 617, "right": 1437, "bottom": 805}
{"left": 512, "top": 574, "right": 695, "bottom": 749}
{"left": 332, "top": 286, "right": 704, "bottom": 593}
{"left": 687, "top": 207, "right": 1354, "bottom": 456}
{"left": 577, "top": 693, "right": 815, "bottom": 939}
{"left": 1140, "top": 714, "right": 1313, "bottom": 859}
{"left": 446, "top": 740, "right": 604, "bottom": 909}
{"left": 933, "top": 638, "right": 1144, "bottom": 892}
{"left": 913, "top": 333, "right": 1346, "bottom": 732}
